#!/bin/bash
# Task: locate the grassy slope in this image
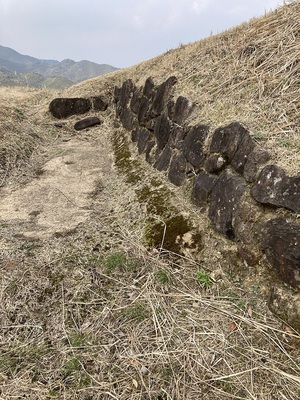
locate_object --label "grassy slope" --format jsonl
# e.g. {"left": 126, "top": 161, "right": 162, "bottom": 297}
{"left": 68, "top": 1, "right": 300, "bottom": 175}
{"left": 0, "top": 3, "right": 300, "bottom": 399}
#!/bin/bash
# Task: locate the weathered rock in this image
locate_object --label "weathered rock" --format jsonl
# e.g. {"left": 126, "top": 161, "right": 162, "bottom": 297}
{"left": 268, "top": 285, "right": 300, "bottom": 332}
{"left": 233, "top": 195, "right": 262, "bottom": 245}
{"left": 260, "top": 217, "right": 300, "bottom": 288}
{"left": 208, "top": 170, "right": 247, "bottom": 239}
{"left": 91, "top": 96, "right": 108, "bottom": 111}
{"left": 49, "top": 97, "right": 91, "bottom": 119}
{"left": 167, "top": 99, "right": 175, "bottom": 120}
{"left": 119, "top": 79, "right": 135, "bottom": 109}
{"left": 130, "top": 88, "right": 141, "bottom": 114}
{"left": 143, "top": 77, "right": 155, "bottom": 99}
{"left": 231, "top": 130, "right": 255, "bottom": 174}
{"left": 168, "top": 154, "right": 187, "bottom": 186}
{"left": 138, "top": 96, "right": 151, "bottom": 126}
{"left": 151, "top": 76, "right": 177, "bottom": 116}
{"left": 131, "top": 128, "right": 139, "bottom": 142}
{"left": 182, "top": 125, "right": 209, "bottom": 168}
{"left": 154, "top": 113, "right": 171, "bottom": 151}
{"left": 137, "top": 128, "right": 152, "bottom": 154}
{"left": 169, "top": 126, "right": 186, "bottom": 150}
{"left": 145, "top": 141, "right": 156, "bottom": 164}
{"left": 173, "top": 96, "right": 194, "bottom": 126}
{"left": 74, "top": 117, "right": 101, "bottom": 131}
{"left": 113, "top": 85, "right": 121, "bottom": 103}
{"left": 237, "top": 244, "right": 260, "bottom": 266}
{"left": 252, "top": 165, "right": 300, "bottom": 213}
{"left": 145, "top": 119, "right": 156, "bottom": 132}
{"left": 192, "top": 171, "right": 217, "bottom": 210}
{"left": 210, "top": 122, "right": 253, "bottom": 172}
{"left": 244, "top": 147, "right": 271, "bottom": 182}
{"left": 205, "top": 154, "right": 227, "bottom": 174}
{"left": 119, "top": 107, "right": 135, "bottom": 131}
{"left": 154, "top": 146, "right": 173, "bottom": 171}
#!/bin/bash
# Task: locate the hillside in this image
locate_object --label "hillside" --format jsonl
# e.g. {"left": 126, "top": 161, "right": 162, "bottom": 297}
{"left": 0, "top": 45, "right": 118, "bottom": 88}
{"left": 0, "top": 2, "right": 299, "bottom": 399}
{"left": 68, "top": 1, "right": 300, "bottom": 175}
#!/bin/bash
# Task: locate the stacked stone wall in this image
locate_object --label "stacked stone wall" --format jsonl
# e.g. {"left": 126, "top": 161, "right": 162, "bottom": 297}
{"left": 113, "top": 76, "right": 300, "bottom": 292}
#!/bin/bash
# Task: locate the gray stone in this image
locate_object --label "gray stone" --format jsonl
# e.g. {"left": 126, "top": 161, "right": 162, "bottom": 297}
{"left": 210, "top": 122, "right": 250, "bottom": 166}
{"left": 231, "top": 130, "right": 255, "bottom": 174}
{"left": 168, "top": 154, "right": 187, "bottom": 186}
{"left": 252, "top": 165, "right": 300, "bottom": 213}
{"left": 233, "top": 195, "right": 261, "bottom": 245}
{"left": 244, "top": 147, "right": 271, "bottom": 182}
{"left": 143, "top": 77, "right": 155, "bottom": 99}
{"left": 130, "top": 88, "right": 141, "bottom": 114}
{"left": 151, "top": 76, "right": 177, "bottom": 116}
{"left": 91, "top": 96, "right": 108, "bottom": 111}
{"left": 169, "top": 126, "right": 186, "bottom": 150}
{"left": 131, "top": 128, "right": 138, "bottom": 142}
{"left": 113, "top": 85, "right": 121, "bottom": 103}
{"left": 74, "top": 117, "right": 101, "bottom": 131}
{"left": 145, "top": 141, "right": 156, "bottom": 164}
{"left": 138, "top": 96, "right": 151, "bottom": 126}
{"left": 167, "top": 99, "right": 175, "bottom": 120}
{"left": 173, "top": 96, "right": 194, "bottom": 126}
{"left": 154, "top": 146, "right": 173, "bottom": 171}
{"left": 260, "top": 218, "right": 300, "bottom": 288}
{"left": 119, "top": 79, "right": 135, "bottom": 109}
{"left": 208, "top": 170, "right": 247, "bottom": 239}
{"left": 49, "top": 97, "right": 91, "bottom": 119}
{"left": 182, "top": 125, "right": 209, "bottom": 168}
{"left": 205, "top": 154, "right": 227, "bottom": 174}
{"left": 268, "top": 286, "right": 300, "bottom": 332}
{"left": 119, "top": 107, "right": 134, "bottom": 131}
{"left": 154, "top": 113, "right": 171, "bottom": 151}
{"left": 192, "top": 171, "right": 217, "bottom": 210}
{"left": 137, "top": 128, "right": 152, "bottom": 154}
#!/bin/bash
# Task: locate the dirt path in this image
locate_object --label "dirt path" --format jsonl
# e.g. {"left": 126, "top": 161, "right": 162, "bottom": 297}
{"left": 0, "top": 132, "right": 115, "bottom": 240}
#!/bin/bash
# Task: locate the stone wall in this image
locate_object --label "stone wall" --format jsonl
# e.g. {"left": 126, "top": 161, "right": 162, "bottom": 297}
{"left": 49, "top": 76, "right": 300, "bottom": 329}
{"left": 113, "top": 76, "right": 300, "bottom": 292}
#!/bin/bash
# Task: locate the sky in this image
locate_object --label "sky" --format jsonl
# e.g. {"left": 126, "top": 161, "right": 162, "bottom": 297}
{"left": 0, "top": 0, "right": 285, "bottom": 68}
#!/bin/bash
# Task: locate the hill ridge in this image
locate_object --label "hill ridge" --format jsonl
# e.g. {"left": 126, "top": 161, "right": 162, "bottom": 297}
{"left": 0, "top": 44, "right": 118, "bottom": 88}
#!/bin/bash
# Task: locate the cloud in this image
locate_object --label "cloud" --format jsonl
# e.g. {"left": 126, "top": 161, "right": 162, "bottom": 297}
{"left": 0, "top": 0, "right": 282, "bottom": 67}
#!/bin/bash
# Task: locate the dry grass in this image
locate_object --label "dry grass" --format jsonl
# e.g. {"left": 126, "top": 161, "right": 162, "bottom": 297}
{"left": 0, "top": 216, "right": 300, "bottom": 399}
{"left": 0, "top": 86, "right": 60, "bottom": 186}
{"left": 0, "top": 3, "right": 300, "bottom": 399}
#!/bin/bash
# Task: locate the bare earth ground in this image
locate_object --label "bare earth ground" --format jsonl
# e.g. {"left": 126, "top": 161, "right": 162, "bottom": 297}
{"left": 0, "top": 87, "right": 299, "bottom": 399}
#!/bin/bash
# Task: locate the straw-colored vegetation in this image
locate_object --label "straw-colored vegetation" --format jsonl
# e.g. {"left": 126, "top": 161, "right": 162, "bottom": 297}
{"left": 0, "top": 2, "right": 299, "bottom": 399}
{"left": 69, "top": 0, "right": 300, "bottom": 175}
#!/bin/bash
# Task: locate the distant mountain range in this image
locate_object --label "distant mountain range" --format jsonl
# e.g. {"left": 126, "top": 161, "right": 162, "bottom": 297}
{"left": 0, "top": 45, "right": 118, "bottom": 89}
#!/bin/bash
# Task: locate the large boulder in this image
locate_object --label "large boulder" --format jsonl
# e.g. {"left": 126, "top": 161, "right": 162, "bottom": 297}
{"left": 49, "top": 97, "right": 91, "bottom": 119}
